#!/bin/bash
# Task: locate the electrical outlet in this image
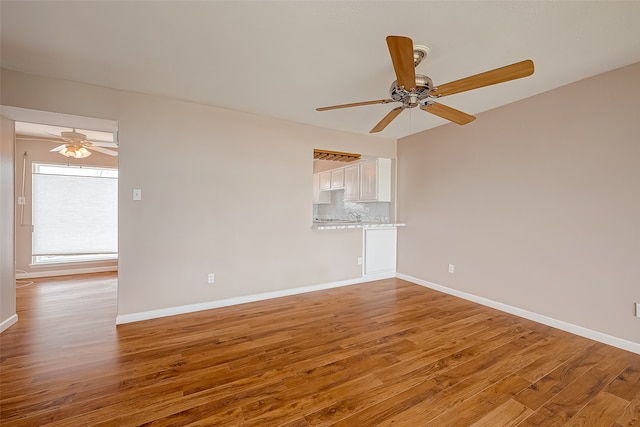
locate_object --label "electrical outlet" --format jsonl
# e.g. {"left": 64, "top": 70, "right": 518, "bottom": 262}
{"left": 207, "top": 273, "right": 215, "bottom": 284}
{"left": 357, "top": 257, "right": 362, "bottom": 265}
{"left": 448, "top": 264, "right": 455, "bottom": 274}
{"left": 133, "top": 189, "right": 142, "bottom": 201}
{"left": 635, "top": 302, "right": 640, "bottom": 318}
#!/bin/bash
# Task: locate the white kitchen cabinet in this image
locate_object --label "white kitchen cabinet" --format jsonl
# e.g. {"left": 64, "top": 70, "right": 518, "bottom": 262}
{"left": 330, "top": 168, "right": 345, "bottom": 189}
{"left": 319, "top": 171, "right": 331, "bottom": 191}
{"left": 343, "top": 164, "right": 360, "bottom": 201}
{"left": 313, "top": 173, "right": 330, "bottom": 204}
{"left": 359, "top": 158, "right": 391, "bottom": 202}
{"left": 363, "top": 228, "right": 397, "bottom": 276}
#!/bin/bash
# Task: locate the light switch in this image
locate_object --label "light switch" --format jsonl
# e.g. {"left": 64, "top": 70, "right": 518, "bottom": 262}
{"left": 133, "top": 189, "right": 142, "bottom": 201}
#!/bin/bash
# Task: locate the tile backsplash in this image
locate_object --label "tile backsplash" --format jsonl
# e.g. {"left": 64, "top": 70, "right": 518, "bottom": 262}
{"left": 313, "top": 190, "right": 390, "bottom": 223}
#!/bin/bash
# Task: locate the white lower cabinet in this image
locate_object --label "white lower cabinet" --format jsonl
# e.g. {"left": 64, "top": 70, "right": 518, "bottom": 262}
{"left": 363, "top": 228, "right": 397, "bottom": 276}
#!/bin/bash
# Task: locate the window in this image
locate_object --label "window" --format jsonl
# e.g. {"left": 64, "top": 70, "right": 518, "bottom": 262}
{"left": 32, "top": 163, "right": 118, "bottom": 265}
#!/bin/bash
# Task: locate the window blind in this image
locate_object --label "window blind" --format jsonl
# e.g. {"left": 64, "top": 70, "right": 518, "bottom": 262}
{"left": 32, "top": 165, "right": 118, "bottom": 256}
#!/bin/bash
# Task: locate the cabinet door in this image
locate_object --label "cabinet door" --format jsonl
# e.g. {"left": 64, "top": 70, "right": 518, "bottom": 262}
{"left": 330, "top": 168, "right": 344, "bottom": 189}
{"left": 364, "top": 228, "right": 397, "bottom": 276}
{"left": 313, "top": 174, "right": 330, "bottom": 204}
{"left": 359, "top": 161, "right": 378, "bottom": 201}
{"left": 343, "top": 165, "right": 359, "bottom": 201}
{"left": 319, "top": 171, "right": 331, "bottom": 191}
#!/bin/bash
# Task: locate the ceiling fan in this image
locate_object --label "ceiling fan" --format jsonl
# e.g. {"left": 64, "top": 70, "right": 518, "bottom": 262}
{"left": 317, "top": 35, "right": 534, "bottom": 133}
{"left": 47, "top": 128, "right": 118, "bottom": 158}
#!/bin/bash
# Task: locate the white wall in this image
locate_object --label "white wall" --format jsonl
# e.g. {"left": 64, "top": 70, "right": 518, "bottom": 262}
{"left": 0, "top": 115, "right": 17, "bottom": 332}
{"left": 397, "top": 62, "right": 640, "bottom": 346}
{"left": 1, "top": 69, "right": 396, "bottom": 319}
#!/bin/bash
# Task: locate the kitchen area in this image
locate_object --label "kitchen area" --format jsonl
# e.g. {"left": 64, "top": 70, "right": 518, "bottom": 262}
{"left": 312, "top": 149, "right": 404, "bottom": 277}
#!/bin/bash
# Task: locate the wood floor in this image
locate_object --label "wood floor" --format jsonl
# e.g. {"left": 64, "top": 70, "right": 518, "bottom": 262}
{"left": 1, "top": 273, "right": 639, "bottom": 426}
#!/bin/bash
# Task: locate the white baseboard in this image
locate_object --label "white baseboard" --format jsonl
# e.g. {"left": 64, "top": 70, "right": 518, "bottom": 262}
{"left": 0, "top": 314, "right": 18, "bottom": 333}
{"left": 16, "top": 266, "right": 117, "bottom": 279}
{"left": 116, "top": 273, "right": 396, "bottom": 325}
{"left": 396, "top": 273, "right": 640, "bottom": 355}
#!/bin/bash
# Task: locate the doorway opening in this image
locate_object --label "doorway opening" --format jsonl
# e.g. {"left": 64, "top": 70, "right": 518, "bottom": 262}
{"left": 14, "top": 117, "right": 119, "bottom": 280}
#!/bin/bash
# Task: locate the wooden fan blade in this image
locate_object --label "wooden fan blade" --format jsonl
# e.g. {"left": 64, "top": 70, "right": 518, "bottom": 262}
{"left": 16, "top": 135, "right": 60, "bottom": 143}
{"left": 420, "top": 102, "right": 476, "bottom": 125}
{"left": 370, "top": 106, "right": 404, "bottom": 133}
{"left": 386, "top": 36, "right": 416, "bottom": 91}
{"left": 89, "top": 146, "right": 118, "bottom": 156}
{"left": 87, "top": 140, "right": 118, "bottom": 148}
{"left": 85, "top": 140, "right": 118, "bottom": 148}
{"left": 49, "top": 144, "right": 67, "bottom": 152}
{"left": 432, "top": 60, "right": 534, "bottom": 97}
{"left": 316, "top": 99, "right": 394, "bottom": 111}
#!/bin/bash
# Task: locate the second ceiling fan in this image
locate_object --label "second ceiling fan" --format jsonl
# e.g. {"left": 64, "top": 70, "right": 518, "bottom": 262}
{"left": 317, "top": 35, "right": 534, "bottom": 133}
{"left": 48, "top": 128, "right": 118, "bottom": 158}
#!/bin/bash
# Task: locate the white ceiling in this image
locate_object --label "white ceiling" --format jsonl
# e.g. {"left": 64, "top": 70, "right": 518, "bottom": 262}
{"left": 2, "top": 1, "right": 640, "bottom": 139}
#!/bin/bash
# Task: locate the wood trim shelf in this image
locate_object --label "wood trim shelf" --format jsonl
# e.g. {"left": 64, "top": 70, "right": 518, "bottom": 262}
{"left": 313, "top": 149, "right": 361, "bottom": 162}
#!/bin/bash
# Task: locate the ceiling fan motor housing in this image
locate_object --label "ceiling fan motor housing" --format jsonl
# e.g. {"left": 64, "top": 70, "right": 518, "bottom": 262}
{"left": 389, "top": 74, "right": 433, "bottom": 107}
{"left": 60, "top": 130, "right": 87, "bottom": 142}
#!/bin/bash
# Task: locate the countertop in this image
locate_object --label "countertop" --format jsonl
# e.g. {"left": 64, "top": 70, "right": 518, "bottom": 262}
{"left": 311, "top": 221, "right": 406, "bottom": 230}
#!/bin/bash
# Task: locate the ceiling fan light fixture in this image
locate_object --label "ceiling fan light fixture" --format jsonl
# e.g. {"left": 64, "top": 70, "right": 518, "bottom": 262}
{"left": 59, "top": 145, "right": 92, "bottom": 158}
{"left": 76, "top": 147, "right": 91, "bottom": 158}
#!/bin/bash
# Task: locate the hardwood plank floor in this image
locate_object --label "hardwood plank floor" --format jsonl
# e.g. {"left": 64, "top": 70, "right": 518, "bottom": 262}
{"left": 1, "top": 272, "right": 638, "bottom": 426}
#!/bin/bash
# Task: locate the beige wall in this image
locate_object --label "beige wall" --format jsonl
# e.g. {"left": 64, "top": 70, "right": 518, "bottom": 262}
{"left": 1, "top": 115, "right": 16, "bottom": 331}
{"left": 1, "top": 69, "right": 396, "bottom": 318}
{"left": 0, "top": 70, "right": 120, "bottom": 122}
{"left": 397, "top": 62, "right": 640, "bottom": 345}
{"left": 14, "top": 138, "right": 118, "bottom": 276}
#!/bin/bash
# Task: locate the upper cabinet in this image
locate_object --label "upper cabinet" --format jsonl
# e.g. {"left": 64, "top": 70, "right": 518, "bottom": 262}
{"left": 358, "top": 158, "right": 391, "bottom": 202}
{"left": 315, "top": 158, "right": 392, "bottom": 203}
{"left": 359, "top": 161, "right": 378, "bottom": 201}
{"left": 330, "top": 168, "right": 345, "bottom": 189}
{"left": 313, "top": 173, "right": 331, "bottom": 204}
{"left": 343, "top": 164, "right": 360, "bottom": 201}
{"left": 319, "top": 171, "right": 331, "bottom": 191}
